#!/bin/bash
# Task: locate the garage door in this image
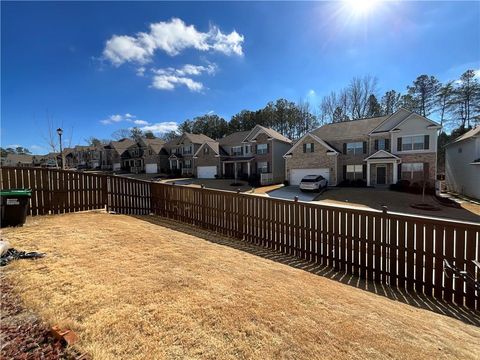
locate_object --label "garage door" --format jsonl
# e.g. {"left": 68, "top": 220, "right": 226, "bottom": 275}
{"left": 197, "top": 166, "right": 217, "bottom": 179}
{"left": 145, "top": 163, "right": 158, "bottom": 174}
{"left": 290, "top": 168, "right": 330, "bottom": 186}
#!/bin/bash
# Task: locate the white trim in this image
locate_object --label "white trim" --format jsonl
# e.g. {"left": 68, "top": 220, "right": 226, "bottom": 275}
{"left": 365, "top": 150, "right": 400, "bottom": 161}
{"left": 391, "top": 112, "right": 440, "bottom": 132}
{"left": 193, "top": 142, "right": 219, "bottom": 157}
{"left": 282, "top": 132, "right": 338, "bottom": 158}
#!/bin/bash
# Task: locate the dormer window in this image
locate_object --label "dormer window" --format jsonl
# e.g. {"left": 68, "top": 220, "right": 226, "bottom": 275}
{"left": 204, "top": 146, "right": 209, "bottom": 155}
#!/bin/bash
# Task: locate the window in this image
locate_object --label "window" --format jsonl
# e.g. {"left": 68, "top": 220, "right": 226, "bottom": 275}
{"left": 401, "top": 135, "right": 425, "bottom": 151}
{"left": 458, "top": 147, "right": 462, "bottom": 153}
{"left": 172, "top": 148, "right": 178, "bottom": 154}
{"left": 149, "top": 150, "right": 153, "bottom": 155}
{"left": 257, "top": 161, "right": 268, "bottom": 173}
{"left": 244, "top": 145, "right": 251, "bottom": 154}
{"left": 184, "top": 160, "right": 192, "bottom": 169}
{"left": 346, "top": 165, "right": 363, "bottom": 180}
{"left": 303, "top": 143, "right": 314, "bottom": 153}
{"left": 346, "top": 142, "right": 363, "bottom": 155}
{"left": 232, "top": 146, "right": 243, "bottom": 156}
{"left": 204, "top": 146, "right": 209, "bottom": 155}
{"left": 183, "top": 146, "right": 192, "bottom": 155}
{"left": 401, "top": 163, "right": 424, "bottom": 180}
{"left": 257, "top": 144, "right": 268, "bottom": 155}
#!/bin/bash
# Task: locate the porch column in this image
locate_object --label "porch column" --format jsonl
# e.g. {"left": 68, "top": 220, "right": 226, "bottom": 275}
{"left": 393, "top": 161, "right": 398, "bottom": 184}
{"left": 367, "top": 163, "right": 371, "bottom": 186}
{"left": 247, "top": 161, "right": 251, "bottom": 176}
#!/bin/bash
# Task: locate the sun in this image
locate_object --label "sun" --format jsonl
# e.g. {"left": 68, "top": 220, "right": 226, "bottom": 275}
{"left": 345, "top": 0, "right": 380, "bottom": 16}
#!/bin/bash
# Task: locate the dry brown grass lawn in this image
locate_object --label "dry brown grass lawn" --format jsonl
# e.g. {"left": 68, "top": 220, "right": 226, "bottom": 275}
{"left": 2, "top": 212, "right": 479, "bottom": 359}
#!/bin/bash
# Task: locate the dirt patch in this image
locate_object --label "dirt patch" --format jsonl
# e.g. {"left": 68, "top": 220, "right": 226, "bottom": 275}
{"left": 2, "top": 212, "right": 480, "bottom": 359}
{"left": 0, "top": 275, "right": 86, "bottom": 359}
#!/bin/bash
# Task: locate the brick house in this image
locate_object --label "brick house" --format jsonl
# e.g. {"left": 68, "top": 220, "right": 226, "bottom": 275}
{"left": 120, "top": 138, "right": 169, "bottom": 174}
{"left": 284, "top": 108, "right": 440, "bottom": 187}
{"left": 165, "top": 133, "right": 216, "bottom": 175}
{"left": 192, "top": 125, "right": 292, "bottom": 185}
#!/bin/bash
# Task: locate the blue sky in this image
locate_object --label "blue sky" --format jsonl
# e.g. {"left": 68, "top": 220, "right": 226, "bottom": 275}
{"left": 1, "top": 1, "right": 479, "bottom": 154}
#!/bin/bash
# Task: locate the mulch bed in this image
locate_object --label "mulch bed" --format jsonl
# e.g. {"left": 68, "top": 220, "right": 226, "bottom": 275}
{"left": 0, "top": 275, "right": 88, "bottom": 359}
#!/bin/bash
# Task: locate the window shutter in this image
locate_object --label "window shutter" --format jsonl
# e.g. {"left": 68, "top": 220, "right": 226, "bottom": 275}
{"left": 385, "top": 139, "right": 390, "bottom": 151}
{"left": 362, "top": 164, "right": 367, "bottom": 179}
{"left": 343, "top": 143, "right": 347, "bottom": 154}
{"left": 267, "top": 143, "right": 270, "bottom": 153}
{"left": 424, "top": 135, "right": 429, "bottom": 150}
{"left": 363, "top": 141, "right": 367, "bottom": 154}
{"left": 374, "top": 140, "right": 378, "bottom": 151}
{"left": 303, "top": 143, "right": 306, "bottom": 153}
{"left": 343, "top": 165, "right": 347, "bottom": 180}
{"left": 397, "top": 137, "right": 402, "bottom": 151}
{"left": 311, "top": 143, "right": 314, "bottom": 152}
{"left": 397, "top": 164, "right": 402, "bottom": 181}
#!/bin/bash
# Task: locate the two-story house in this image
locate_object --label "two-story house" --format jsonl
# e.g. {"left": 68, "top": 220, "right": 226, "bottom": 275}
{"left": 120, "top": 138, "right": 169, "bottom": 174}
{"left": 100, "top": 138, "right": 136, "bottom": 171}
{"left": 192, "top": 125, "right": 292, "bottom": 185}
{"left": 284, "top": 108, "right": 440, "bottom": 187}
{"left": 165, "top": 133, "right": 216, "bottom": 175}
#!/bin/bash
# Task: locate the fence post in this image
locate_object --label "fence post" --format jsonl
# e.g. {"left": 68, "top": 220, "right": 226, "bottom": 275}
{"left": 102, "top": 175, "right": 109, "bottom": 211}
{"left": 201, "top": 185, "right": 206, "bottom": 229}
{"left": 237, "top": 190, "right": 243, "bottom": 240}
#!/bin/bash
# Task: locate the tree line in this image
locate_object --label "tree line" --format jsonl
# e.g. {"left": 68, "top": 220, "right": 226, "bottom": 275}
{"left": 85, "top": 69, "right": 478, "bottom": 147}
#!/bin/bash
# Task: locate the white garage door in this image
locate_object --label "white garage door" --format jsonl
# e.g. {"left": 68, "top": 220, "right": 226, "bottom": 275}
{"left": 197, "top": 166, "right": 217, "bottom": 179}
{"left": 145, "top": 163, "right": 158, "bottom": 174}
{"left": 290, "top": 168, "right": 330, "bottom": 186}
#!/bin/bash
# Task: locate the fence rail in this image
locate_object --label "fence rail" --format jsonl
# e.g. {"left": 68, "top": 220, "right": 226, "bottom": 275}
{"left": 1, "top": 166, "right": 479, "bottom": 310}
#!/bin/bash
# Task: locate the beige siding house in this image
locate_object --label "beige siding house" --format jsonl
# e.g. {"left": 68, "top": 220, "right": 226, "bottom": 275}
{"left": 445, "top": 127, "right": 480, "bottom": 199}
{"left": 285, "top": 108, "right": 440, "bottom": 187}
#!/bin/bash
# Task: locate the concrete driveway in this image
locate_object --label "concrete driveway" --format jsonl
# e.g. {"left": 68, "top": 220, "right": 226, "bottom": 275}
{"left": 313, "top": 187, "right": 480, "bottom": 222}
{"left": 267, "top": 186, "right": 320, "bottom": 202}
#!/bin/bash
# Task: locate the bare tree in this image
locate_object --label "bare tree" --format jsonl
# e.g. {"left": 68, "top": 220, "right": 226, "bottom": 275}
{"left": 111, "top": 128, "right": 131, "bottom": 140}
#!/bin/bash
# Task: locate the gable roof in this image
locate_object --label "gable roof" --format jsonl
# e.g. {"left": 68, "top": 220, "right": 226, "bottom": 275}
{"left": 180, "top": 133, "right": 215, "bottom": 144}
{"left": 218, "top": 131, "right": 251, "bottom": 146}
{"left": 109, "top": 138, "right": 136, "bottom": 155}
{"left": 193, "top": 141, "right": 226, "bottom": 157}
{"left": 312, "top": 116, "right": 388, "bottom": 141}
{"left": 364, "top": 150, "right": 400, "bottom": 161}
{"left": 3, "top": 154, "right": 35, "bottom": 164}
{"left": 284, "top": 132, "right": 339, "bottom": 157}
{"left": 243, "top": 125, "right": 292, "bottom": 143}
{"left": 448, "top": 126, "right": 480, "bottom": 145}
{"left": 141, "top": 138, "right": 166, "bottom": 154}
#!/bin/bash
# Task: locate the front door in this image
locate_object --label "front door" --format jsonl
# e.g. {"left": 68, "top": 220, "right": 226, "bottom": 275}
{"left": 376, "top": 166, "right": 386, "bottom": 185}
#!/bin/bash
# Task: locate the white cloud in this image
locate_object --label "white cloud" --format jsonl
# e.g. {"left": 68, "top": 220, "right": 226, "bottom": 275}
{"left": 100, "top": 114, "right": 125, "bottom": 125}
{"left": 133, "top": 119, "right": 149, "bottom": 125}
{"left": 136, "top": 67, "right": 146, "bottom": 77}
{"left": 150, "top": 63, "right": 216, "bottom": 92}
{"left": 103, "top": 18, "right": 244, "bottom": 66}
{"left": 7, "top": 144, "right": 21, "bottom": 148}
{"left": 474, "top": 69, "right": 480, "bottom": 79}
{"left": 125, "top": 113, "right": 135, "bottom": 119}
{"left": 140, "top": 122, "right": 178, "bottom": 134}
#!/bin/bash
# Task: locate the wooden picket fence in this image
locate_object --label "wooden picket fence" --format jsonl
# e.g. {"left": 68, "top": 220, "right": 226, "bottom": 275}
{"left": 1, "top": 167, "right": 479, "bottom": 310}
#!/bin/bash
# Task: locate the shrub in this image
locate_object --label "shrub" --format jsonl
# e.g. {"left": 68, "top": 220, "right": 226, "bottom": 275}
{"left": 283, "top": 180, "right": 289, "bottom": 186}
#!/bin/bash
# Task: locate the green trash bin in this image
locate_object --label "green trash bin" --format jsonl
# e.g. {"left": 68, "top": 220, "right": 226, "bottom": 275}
{"left": 0, "top": 189, "right": 32, "bottom": 227}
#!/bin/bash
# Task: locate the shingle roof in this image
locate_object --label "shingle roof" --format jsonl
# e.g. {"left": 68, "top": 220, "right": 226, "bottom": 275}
{"left": 450, "top": 126, "right": 480, "bottom": 144}
{"left": 109, "top": 138, "right": 136, "bottom": 154}
{"left": 218, "top": 131, "right": 251, "bottom": 146}
{"left": 183, "top": 133, "right": 215, "bottom": 144}
{"left": 244, "top": 125, "right": 292, "bottom": 143}
{"left": 312, "top": 116, "right": 388, "bottom": 141}
{"left": 3, "top": 154, "right": 35, "bottom": 164}
{"left": 142, "top": 138, "right": 166, "bottom": 154}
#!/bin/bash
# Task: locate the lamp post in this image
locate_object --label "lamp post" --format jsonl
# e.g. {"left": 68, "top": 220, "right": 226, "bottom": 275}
{"left": 56, "top": 128, "right": 64, "bottom": 170}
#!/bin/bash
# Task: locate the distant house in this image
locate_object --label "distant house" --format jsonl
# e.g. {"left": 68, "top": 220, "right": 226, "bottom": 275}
{"left": 121, "top": 138, "right": 169, "bottom": 174}
{"left": 1, "top": 154, "right": 37, "bottom": 167}
{"left": 100, "top": 138, "right": 136, "bottom": 171}
{"left": 192, "top": 125, "right": 292, "bottom": 185}
{"left": 445, "top": 126, "right": 480, "bottom": 200}
{"left": 284, "top": 108, "right": 440, "bottom": 187}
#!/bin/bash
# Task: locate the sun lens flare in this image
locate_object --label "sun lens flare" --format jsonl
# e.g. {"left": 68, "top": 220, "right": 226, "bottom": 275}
{"left": 345, "top": 0, "right": 379, "bottom": 16}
